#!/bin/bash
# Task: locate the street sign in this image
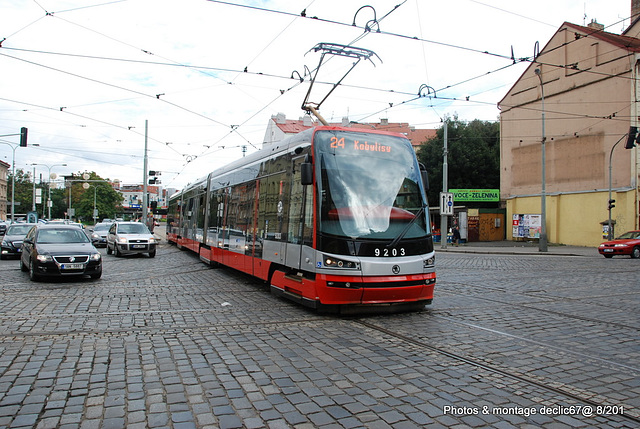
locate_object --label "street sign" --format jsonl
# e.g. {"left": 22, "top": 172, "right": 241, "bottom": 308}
{"left": 440, "top": 192, "right": 454, "bottom": 216}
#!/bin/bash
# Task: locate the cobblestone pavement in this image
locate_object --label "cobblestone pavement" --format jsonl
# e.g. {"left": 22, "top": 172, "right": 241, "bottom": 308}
{"left": 0, "top": 231, "right": 637, "bottom": 428}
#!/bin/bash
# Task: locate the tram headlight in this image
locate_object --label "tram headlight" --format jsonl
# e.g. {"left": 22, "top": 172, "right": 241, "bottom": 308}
{"left": 424, "top": 256, "right": 435, "bottom": 268}
{"left": 322, "top": 255, "right": 360, "bottom": 270}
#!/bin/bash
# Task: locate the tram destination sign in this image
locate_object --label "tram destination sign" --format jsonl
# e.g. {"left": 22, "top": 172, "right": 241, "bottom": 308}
{"left": 450, "top": 189, "right": 499, "bottom": 202}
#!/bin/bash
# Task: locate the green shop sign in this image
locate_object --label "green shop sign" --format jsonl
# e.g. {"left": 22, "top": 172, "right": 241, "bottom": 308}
{"left": 450, "top": 189, "right": 500, "bottom": 202}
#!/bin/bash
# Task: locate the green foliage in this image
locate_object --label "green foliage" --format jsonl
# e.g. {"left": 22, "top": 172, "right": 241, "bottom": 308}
{"left": 5, "top": 169, "right": 38, "bottom": 218}
{"left": 7, "top": 170, "right": 123, "bottom": 222}
{"left": 417, "top": 117, "right": 500, "bottom": 207}
{"left": 70, "top": 172, "right": 123, "bottom": 222}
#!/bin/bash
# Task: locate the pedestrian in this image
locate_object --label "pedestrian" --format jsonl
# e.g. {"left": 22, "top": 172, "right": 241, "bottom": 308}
{"left": 146, "top": 213, "right": 155, "bottom": 233}
{"left": 452, "top": 225, "right": 461, "bottom": 246}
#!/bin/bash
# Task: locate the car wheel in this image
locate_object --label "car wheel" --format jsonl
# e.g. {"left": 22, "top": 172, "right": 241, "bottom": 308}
{"left": 149, "top": 249, "right": 156, "bottom": 258}
{"left": 631, "top": 246, "right": 640, "bottom": 259}
{"left": 91, "top": 272, "right": 102, "bottom": 280}
{"left": 29, "top": 259, "right": 40, "bottom": 281}
{"left": 115, "top": 245, "right": 122, "bottom": 257}
{"left": 106, "top": 244, "right": 112, "bottom": 255}
{"left": 20, "top": 257, "right": 28, "bottom": 272}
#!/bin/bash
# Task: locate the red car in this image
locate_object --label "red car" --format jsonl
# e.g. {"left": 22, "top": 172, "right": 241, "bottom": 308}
{"left": 598, "top": 230, "right": 640, "bottom": 258}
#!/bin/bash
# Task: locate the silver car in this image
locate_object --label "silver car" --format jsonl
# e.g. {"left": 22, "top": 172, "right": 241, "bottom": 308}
{"left": 106, "top": 222, "right": 157, "bottom": 257}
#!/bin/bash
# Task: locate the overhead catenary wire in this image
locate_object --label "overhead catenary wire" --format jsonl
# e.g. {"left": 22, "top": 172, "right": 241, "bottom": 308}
{"left": 0, "top": 0, "right": 634, "bottom": 187}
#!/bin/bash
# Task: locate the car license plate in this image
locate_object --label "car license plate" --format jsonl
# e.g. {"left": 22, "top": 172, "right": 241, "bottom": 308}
{"left": 603, "top": 249, "right": 614, "bottom": 252}
{"left": 61, "top": 263, "right": 84, "bottom": 269}
{"left": 132, "top": 244, "right": 146, "bottom": 249}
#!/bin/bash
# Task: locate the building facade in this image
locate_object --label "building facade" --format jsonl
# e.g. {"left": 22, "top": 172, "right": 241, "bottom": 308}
{"left": 113, "top": 182, "right": 164, "bottom": 218}
{"left": 499, "top": 17, "right": 640, "bottom": 246}
{"left": 0, "top": 160, "right": 9, "bottom": 221}
{"left": 263, "top": 113, "right": 436, "bottom": 151}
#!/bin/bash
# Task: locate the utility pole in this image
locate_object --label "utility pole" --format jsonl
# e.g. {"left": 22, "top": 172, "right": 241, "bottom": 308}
{"left": 440, "top": 121, "right": 448, "bottom": 249}
{"left": 535, "top": 68, "right": 548, "bottom": 252}
{"left": 143, "top": 120, "right": 149, "bottom": 221}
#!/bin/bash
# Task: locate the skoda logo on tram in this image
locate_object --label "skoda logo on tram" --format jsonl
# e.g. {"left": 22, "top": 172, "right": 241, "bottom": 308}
{"left": 392, "top": 265, "right": 401, "bottom": 274}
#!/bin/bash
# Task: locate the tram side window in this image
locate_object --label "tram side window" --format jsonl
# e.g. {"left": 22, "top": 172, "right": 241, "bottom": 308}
{"left": 197, "top": 194, "right": 205, "bottom": 230}
{"left": 182, "top": 195, "right": 194, "bottom": 236}
{"left": 167, "top": 198, "right": 180, "bottom": 234}
{"left": 207, "top": 189, "right": 221, "bottom": 231}
{"left": 257, "top": 172, "right": 288, "bottom": 242}
{"left": 288, "top": 157, "right": 312, "bottom": 246}
{"left": 242, "top": 180, "right": 258, "bottom": 255}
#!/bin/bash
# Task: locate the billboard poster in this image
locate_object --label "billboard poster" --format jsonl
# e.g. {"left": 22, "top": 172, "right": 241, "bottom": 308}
{"left": 512, "top": 214, "right": 541, "bottom": 238}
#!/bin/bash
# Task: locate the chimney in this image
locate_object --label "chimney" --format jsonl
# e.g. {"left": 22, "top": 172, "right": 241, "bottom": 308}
{"left": 587, "top": 19, "right": 604, "bottom": 31}
{"left": 342, "top": 117, "right": 349, "bottom": 127}
{"left": 380, "top": 118, "right": 389, "bottom": 126}
{"left": 275, "top": 112, "right": 286, "bottom": 124}
{"left": 303, "top": 115, "right": 313, "bottom": 126}
{"left": 634, "top": 0, "right": 640, "bottom": 22}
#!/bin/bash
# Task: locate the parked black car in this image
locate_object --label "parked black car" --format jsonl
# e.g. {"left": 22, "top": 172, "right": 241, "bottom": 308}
{"left": 1, "top": 223, "right": 37, "bottom": 260}
{"left": 20, "top": 224, "right": 102, "bottom": 281}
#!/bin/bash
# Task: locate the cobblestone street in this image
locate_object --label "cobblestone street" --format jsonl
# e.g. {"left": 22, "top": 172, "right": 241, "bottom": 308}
{"left": 0, "top": 234, "right": 637, "bottom": 428}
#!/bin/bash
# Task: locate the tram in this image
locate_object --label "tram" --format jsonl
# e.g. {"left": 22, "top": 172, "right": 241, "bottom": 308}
{"left": 167, "top": 126, "right": 436, "bottom": 312}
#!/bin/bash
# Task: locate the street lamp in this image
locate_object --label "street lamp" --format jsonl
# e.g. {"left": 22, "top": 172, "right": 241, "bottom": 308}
{"left": 535, "top": 68, "right": 548, "bottom": 252}
{"left": 0, "top": 128, "right": 27, "bottom": 222}
{"left": 82, "top": 182, "right": 99, "bottom": 225}
{"left": 0, "top": 142, "right": 18, "bottom": 222}
{"left": 31, "top": 163, "right": 67, "bottom": 219}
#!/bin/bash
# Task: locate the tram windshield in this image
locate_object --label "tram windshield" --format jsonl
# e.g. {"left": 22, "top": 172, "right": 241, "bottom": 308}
{"left": 314, "top": 130, "right": 429, "bottom": 241}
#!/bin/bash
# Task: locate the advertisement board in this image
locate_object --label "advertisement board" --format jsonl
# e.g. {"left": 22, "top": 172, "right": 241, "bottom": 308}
{"left": 450, "top": 189, "right": 499, "bottom": 202}
{"left": 512, "top": 214, "right": 541, "bottom": 239}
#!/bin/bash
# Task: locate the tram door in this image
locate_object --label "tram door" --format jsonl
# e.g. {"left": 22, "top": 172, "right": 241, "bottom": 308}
{"left": 285, "top": 156, "right": 313, "bottom": 269}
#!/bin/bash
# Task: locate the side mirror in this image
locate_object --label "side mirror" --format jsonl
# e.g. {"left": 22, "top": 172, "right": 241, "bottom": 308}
{"left": 23, "top": 238, "right": 33, "bottom": 245}
{"left": 301, "top": 163, "right": 313, "bottom": 185}
{"left": 301, "top": 154, "right": 313, "bottom": 185}
{"left": 419, "top": 163, "right": 429, "bottom": 191}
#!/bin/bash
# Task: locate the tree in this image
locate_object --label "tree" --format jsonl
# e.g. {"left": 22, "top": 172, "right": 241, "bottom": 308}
{"left": 417, "top": 116, "right": 500, "bottom": 208}
{"left": 6, "top": 169, "right": 39, "bottom": 217}
{"left": 71, "top": 172, "right": 123, "bottom": 223}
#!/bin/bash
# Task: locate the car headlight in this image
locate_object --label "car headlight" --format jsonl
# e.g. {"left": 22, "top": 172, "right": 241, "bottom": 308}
{"left": 148, "top": 237, "right": 156, "bottom": 244}
{"left": 322, "top": 255, "right": 360, "bottom": 269}
{"left": 90, "top": 253, "right": 101, "bottom": 261}
{"left": 1, "top": 240, "right": 7, "bottom": 247}
{"left": 91, "top": 233, "right": 100, "bottom": 239}
{"left": 36, "top": 254, "right": 53, "bottom": 262}
{"left": 117, "top": 237, "right": 128, "bottom": 244}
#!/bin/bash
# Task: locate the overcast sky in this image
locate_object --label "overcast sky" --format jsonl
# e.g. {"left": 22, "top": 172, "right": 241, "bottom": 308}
{"left": 0, "top": 0, "right": 632, "bottom": 190}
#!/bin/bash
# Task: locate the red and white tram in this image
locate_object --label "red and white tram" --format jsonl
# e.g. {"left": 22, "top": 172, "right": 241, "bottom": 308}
{"left": 167, "top": 126, "right": 436, "bottom": 312}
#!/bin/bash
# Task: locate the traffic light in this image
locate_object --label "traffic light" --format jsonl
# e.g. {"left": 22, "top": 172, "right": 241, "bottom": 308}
{"left": 19, "top": 127, "right": 28, "bottom": 147}
{"left": 625, "top": 126, "right": 638, "bottom": 149}
{"left": 608, "top": 199, "right": 616, "bottom": 210}
{"left": 148, "top": 178, "right": 157, "bottom": 184}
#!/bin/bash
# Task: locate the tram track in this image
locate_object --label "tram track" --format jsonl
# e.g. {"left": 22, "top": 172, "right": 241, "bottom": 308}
{"left": 352, "top": 318, "right": 640, "bottom": 424}
{"left": 428, "top": 313, "right": 638, "bottom": 372}
{"left": 438, "top": 286, "right": 639, "bottom": 331}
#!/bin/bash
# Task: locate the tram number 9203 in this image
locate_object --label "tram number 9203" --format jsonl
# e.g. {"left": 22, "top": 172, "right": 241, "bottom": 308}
{"left": 374, "top": 247, "right": 406, "bottom": 257}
